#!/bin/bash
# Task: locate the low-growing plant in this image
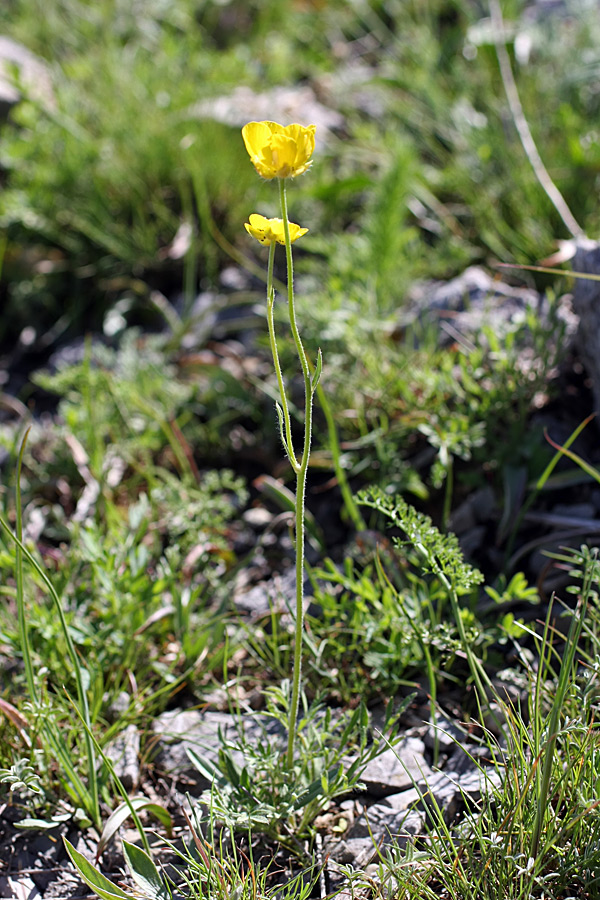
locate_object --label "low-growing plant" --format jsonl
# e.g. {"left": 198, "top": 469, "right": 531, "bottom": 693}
{"left": 187, "top": 682, "right": 407, "bottom": 848}
{"left": 65, "top": 805, "right": 321, "bottom": 900}
{"left": 0, "top": 756, "right": 43, "bottom": 799}
{"left": 244, "top": 548, "right": 484, "bottom": 711}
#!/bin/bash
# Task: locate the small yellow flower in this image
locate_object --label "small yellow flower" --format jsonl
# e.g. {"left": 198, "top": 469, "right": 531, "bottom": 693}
{"left": 242, "top": 121, "right": 316, "bottom": 180}
{"left": 244, "top": 213, "right": 308, "bottom": 246}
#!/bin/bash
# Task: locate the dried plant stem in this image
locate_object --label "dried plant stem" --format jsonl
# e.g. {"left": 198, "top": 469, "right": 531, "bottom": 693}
{"left": 490, "top": 0, "right": 583, "bottom": 239}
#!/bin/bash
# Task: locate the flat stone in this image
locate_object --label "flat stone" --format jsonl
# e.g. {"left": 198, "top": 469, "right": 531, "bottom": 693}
{"left": 333, "top": 887, "right": 371, "bottom": 900}
{"left": 152, "top": 708, "right": 283, "bottom": 787}
{"left": 326, "top": 836, "right": 377, "bottom": 867}
{"left": 381, "top": 787, "right": 422, "bottom": 812}
{"left": 360, "top": 737, "right": 432, "bottom": 797}
{"left": 418, "top": 769, "right": 462, "bottom": 821}
{"left": 456, "top": 766, "right": 503, "bottom": 797}
{"left": 327, "top": 803, "right": 425, "bottom": 870}
{"left": 445, "top": 743, "right": 491, "bottom": 776}
{"left": 424, "top": 711, "right": 469, "bottom": 753}
{"left": 232, "top": 567, "right": 298, "bottom": 616}
{"left": 189, "top": 85, "right": 343, "bottom": 145}
{"left": 552, "top": 502, "right": 597, "bottom": 520}
{"left": 0, "top": 874, "right": 41, "bottom": 899}
{"left": 105, "top": 724, "right": 140, "bottom": 791}
{"left": 402, "top": 266, "right": 542, "bottom": 346}
{"left": 449, "top": 487, "right": 496, "bottom": 534}
{"left": 457, "top": 525, "right": 487, "bottom": 558}
{"left": 418, "top": 762, "right": 503, "bottom": 823}
{"left": 573, "top": 238, "right": 600, "bottom": 417}
{"left": 242, "top": 507, "right": 273, "bottom": 529}
{"left": 347, "top": 802, "right": 425, "bottom": 842}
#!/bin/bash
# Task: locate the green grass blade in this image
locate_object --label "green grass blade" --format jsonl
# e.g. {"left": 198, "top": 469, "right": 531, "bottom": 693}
{"left": 63, "top": 839, "right": 132, "bottom": 900}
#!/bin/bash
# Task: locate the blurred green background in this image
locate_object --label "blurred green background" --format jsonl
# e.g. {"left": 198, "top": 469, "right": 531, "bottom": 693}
{"left": 1, "top": 0, "right": 599, "bottom": 346}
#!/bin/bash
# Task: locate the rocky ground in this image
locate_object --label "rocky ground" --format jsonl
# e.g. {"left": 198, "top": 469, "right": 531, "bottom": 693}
{"left": 2, "top": 253, "right": 600, "bottom": 897}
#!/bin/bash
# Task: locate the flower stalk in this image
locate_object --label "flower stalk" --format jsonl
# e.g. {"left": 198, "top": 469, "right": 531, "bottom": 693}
{"left": 278, "top": 177, "right": 318, "bottom": 768}
{"left": 242, "top": 120, "right": 320, "bottom": 768}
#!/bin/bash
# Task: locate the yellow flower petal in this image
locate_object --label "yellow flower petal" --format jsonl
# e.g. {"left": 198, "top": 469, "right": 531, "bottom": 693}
{"left": 241, "top": 121, "right": 316, "bottom": 180}
{"left": 244, "top": 214, "right": 308, "bottom": 246}
{"left": 281, "top": 221, "right": 309, "bottom": 243}
{"left": 244, "top": 213, "right": 274, "bottom": 245}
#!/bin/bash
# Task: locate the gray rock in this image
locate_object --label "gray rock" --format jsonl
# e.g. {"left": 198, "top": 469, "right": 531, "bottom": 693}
{"left": 455, "top": 766, "right": 503, "bottom": 797}
{"left": 360, "top": 737, "right": 432, "bottom": 797}
{"left": 233, "top": 567, "right": 298, "bottom": 616}
{"left": 552, "top": 502, "right": 597, "bottom": 520}
{"left": 243, "top": 506, "right": 273, "bottom": 529}
{"left": 381, "top": 787, "right": 422, "bottom": 812}
{"left": 573, "top": 238, "right": 600, "bottom": 416}
{"left": 333, "top": 886, "right": 372, "bottom": 900}
{"left": 326, "top": 836, "right": 378, "bottom": 867}
{"left": 152, "top": 708, "right": 283, "bottom": 787}
{"left": 424, "top": 711, "right": 469, "bottom": 753}
{"left": 449, "top": 487, "right": 496, "bottom": 534}
{"left": 457, "top": 525, "right": 487, "bottom": 559}
{"left": 0, "top": 874, "right": 41, "bottom": 899}
{"left": 445, "top": 743, "right": 492, "bottom": 776}
{"left": 327, "top": 804, "right": 425, "bottom": 870}
{"left": 402, "top": 266, "right": 542, "bottom": 346}
{"left": 418, "top": 769, "right": 463, "bottom": 822}
{"left": 492, "top": 668, "right": 530, "bottom": 708}
{"left": 347, "top": 803, "right": 425, "bottom": 843}
{"left": 418, "top": 761, "right": 503, "bottom": 824}
{"left": 190, "top": 85, "right": 343, "bottom": 145}
{"left": 105, "top": 724, "right": 140, "bottom": 791}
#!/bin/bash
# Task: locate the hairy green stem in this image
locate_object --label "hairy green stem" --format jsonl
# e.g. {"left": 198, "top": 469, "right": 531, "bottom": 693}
{"left": 442, "top": 452, "right": 453, "bottom": 533}
{"left": 266, "top": 241, "right": 297, "bottom": 469}
{"left": 279, "top": 178, "right": 314, "bottom": 770}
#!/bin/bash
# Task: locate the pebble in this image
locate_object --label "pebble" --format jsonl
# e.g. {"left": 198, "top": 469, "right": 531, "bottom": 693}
{"left": 0, "top": 35, "right": 54, "bottom": 118}
{"left": 359, "top": 737, "right": 432, "bottom": 797}
{"left": 105, "top": 724, "right": 140, "bottom": 792}
{"left": 573, "top": 238, "right": 600, "bottom": 418}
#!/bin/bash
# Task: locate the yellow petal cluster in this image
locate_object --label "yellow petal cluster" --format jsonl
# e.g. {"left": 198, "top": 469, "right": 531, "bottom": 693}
{"left": 244, "top": 214, "right": 308, "bottom": 246}
{"left": 242, "top": 121, "right": 316, "bottom": 180}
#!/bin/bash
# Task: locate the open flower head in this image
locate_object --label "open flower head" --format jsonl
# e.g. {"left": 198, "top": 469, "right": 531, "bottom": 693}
{"left": 242, "top": 121, "right": 316, "bottom": 179}
{"left": 244, "top": 214, "right": 308, "bottom": 246}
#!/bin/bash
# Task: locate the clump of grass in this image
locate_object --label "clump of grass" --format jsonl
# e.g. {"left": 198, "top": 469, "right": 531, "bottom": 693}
{"left": 361, "top": 546, "right": 600, "bottom": 900}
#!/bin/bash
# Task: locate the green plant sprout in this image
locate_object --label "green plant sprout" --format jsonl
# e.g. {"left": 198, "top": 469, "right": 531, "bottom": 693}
{"left": 242, "top": 121, "right": 322, "bottom": 768}
{"left": 65, "top": 804, "right": 321, "bottom": 900}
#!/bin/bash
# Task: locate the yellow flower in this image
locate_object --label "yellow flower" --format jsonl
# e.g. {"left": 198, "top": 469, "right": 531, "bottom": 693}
{"left": 244, "top": 214, "right": 308, "bottom": 246}
{"left": 242, "top": 121, "right": 316, "bottom": 179}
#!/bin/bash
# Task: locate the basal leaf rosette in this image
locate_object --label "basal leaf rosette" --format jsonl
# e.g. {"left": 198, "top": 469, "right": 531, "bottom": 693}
{"left": 242, "top": 121, "right": 316, "bottom": 180}
{"left": 244, "top": 214, "right": 308, "bottom": 246}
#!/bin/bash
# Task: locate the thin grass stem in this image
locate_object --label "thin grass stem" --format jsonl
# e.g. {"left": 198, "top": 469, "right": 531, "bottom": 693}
{"left": 530, "top": 555, "right": 594, "bottom": 859}
{"left": 15, "top": 429, "right": 37, "bottom": 706}
{"left": 0, "top": 510, "right": 100, "bottom": 826}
